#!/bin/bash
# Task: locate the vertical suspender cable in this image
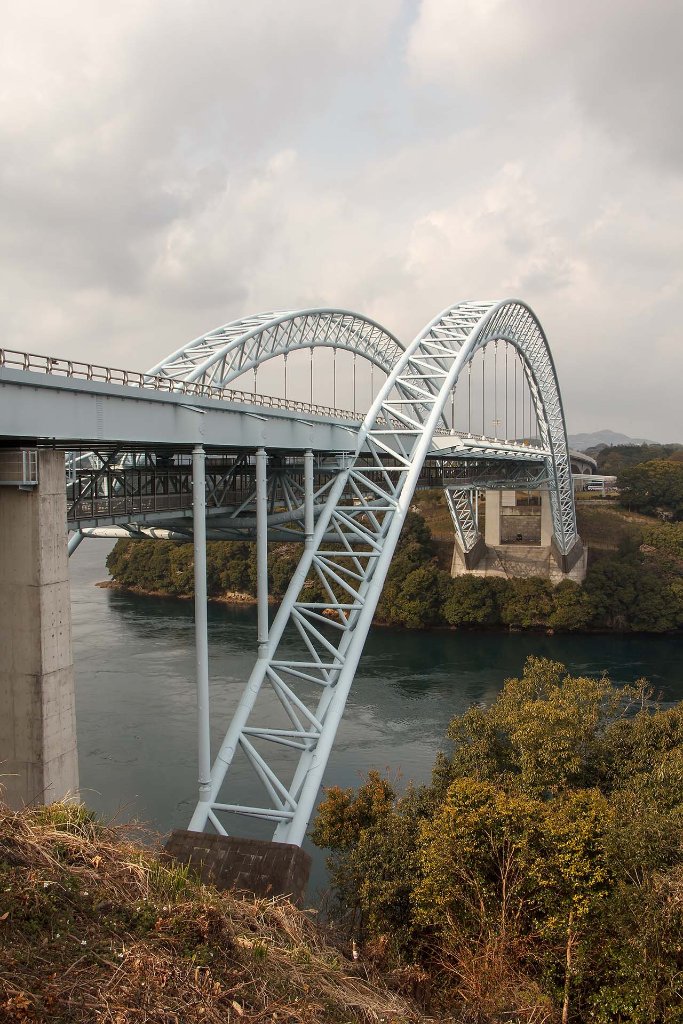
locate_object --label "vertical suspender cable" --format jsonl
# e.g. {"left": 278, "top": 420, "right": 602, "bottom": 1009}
{"left": 482, "top": 345, "right": 486, "bottom": 436}
{"left": 521, "top": 354, "right": 526, "bottom": 440}
{"left": 505, "top": 343, "right": 509, "bottom": 439}
{"left": 309, "top": 347, "right": 313, "bottom": 406}
{"left": 333, "top": 348, "right": 336, "bottom": 408}
{"left": 514, "top": 354, "right": 518, "bottom": 438}
{"left": 468, "top": 362, "right": 472, "bottom": 435}
{"left": 494, "top": 342, "right": 498, "bottom": 438}
{"left": 353, "top": 352, "right": 356, "bottom": 415}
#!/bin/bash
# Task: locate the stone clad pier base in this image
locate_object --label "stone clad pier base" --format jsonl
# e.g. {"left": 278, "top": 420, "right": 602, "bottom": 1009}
{"left": 0, "top": 449, "right": 79, "bottom": 807}
{"left": 164, "top": 830, "right": 312, "bottom": 906}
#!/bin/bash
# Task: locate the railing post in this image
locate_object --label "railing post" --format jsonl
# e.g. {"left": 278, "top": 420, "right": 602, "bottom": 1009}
{"left": 304, "top": 449, "right": 314, "bottom": 549}
{"left": 256, "top": 447, "right": 269, "bottom": 656}
{"left": 192, "top": 444, "right": 211, "bottom": 809}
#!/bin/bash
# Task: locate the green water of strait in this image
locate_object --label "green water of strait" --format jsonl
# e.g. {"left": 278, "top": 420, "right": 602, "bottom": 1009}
{"left": 71, "top": 541, "right": 683, "bottom": 895}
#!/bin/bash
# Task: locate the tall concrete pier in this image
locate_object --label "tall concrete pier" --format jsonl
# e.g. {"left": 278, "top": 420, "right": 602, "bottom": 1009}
{"left": 0, "top": 449, "right": 79, "bottom": 807}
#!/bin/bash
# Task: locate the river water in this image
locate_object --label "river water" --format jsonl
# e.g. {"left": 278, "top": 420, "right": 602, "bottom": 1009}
{"left": 70, "top": 541, "right": 683, "bottom": 895}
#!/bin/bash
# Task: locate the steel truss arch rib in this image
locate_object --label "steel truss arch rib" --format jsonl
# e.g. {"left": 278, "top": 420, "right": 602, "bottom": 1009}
{"left": 147, "top": 308, "right": 405, "bottom": 387}
{"left": 188, "top": 299, "right": 579, "bottom": 846}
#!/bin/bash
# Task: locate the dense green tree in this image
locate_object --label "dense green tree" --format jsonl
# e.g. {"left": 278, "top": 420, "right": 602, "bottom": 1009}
{"left": 107, "top": 506, "right": 683, "bottom": 635}
{"left": 312, "top": 658, "right": 683, "bottom": 1021}
{"left": 619, "top": 459, "right": 683, "bottom": 519}
{"left": 584, "top": 554, "right": 679, "bottom": 632}
{"left": 643, "top": 521, "right": 683, "bottom": 559}
{"left": 442, "top": 575, "right": 505, "bottom": 627}
{"left": 499, "top": 577, "right": 553, "bottom": 629}
{"left": 385, "top": 564, "right": 451, "bottom": 629}
{"left": 548, "top": 579, "right": 594, "bottom": 631}
{"left": 595, "top": 443, "right": 683, "bottom": 475}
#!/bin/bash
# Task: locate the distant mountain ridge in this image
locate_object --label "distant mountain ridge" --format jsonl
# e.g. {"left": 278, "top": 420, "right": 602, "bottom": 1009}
{"left": 568, "top": 429, "right": 660, "bottom": 451}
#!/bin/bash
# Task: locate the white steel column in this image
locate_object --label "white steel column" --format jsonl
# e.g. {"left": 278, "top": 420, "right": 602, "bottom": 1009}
{"left": 256, "top": 448, "right": 269, "bottom": 656}
{"left": 192, "top": 444, "right": 211, "bottom": 818}
{"left": 67, "top": 530, "right": 84, "bottom": 557}
{"left": 304, "top": 449, "right": 314, "bottom": 549}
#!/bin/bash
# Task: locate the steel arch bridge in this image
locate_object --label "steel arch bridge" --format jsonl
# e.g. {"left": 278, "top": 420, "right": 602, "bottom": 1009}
{"left": 148, "top": 299, "right": 581, "bottom": 846}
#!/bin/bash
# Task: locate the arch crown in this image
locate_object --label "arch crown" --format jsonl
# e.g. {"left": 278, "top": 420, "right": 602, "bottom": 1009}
{"left": 147, "top": 308, "right": 405, "bottom": 388}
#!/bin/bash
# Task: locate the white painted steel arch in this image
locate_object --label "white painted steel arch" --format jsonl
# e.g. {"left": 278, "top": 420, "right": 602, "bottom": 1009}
{"left": 187, "top": 299, "right": 579, "bottom": 845}
{"left": 147, "top": 308, "right": 405, "bottom": 386}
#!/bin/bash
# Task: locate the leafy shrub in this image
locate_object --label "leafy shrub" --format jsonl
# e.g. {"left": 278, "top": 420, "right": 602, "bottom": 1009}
{"left": 312, "top": 658, "right": 683, "bottom": 1021}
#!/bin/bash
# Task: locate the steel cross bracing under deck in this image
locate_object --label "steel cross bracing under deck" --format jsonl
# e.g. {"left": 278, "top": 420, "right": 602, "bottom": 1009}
{"left": 443, "top": 460, "right": 551, "bottom": 553}
{"left": 188, "top": 299, "right": 579, "bottom": 845}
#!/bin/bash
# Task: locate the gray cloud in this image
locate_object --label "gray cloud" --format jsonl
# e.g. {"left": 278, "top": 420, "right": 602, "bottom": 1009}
{"left": 0, "top": 0, "right": 681, "bottom": 440}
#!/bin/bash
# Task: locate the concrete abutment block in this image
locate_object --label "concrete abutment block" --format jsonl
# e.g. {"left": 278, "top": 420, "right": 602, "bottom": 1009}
{"left": 164, "top": 830, "right": 312, "bottom": 906}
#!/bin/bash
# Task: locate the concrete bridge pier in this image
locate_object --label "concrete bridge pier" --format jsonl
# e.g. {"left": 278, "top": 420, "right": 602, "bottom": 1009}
{"left": 0, "top": 449, "right": 79, "bottom": 808}
{"left": 451, "top": 487, "right": 586, "bottom": 582}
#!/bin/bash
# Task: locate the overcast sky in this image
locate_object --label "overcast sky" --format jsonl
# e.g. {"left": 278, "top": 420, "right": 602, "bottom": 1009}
{"left": 2, "top": 0, "right": 682, "bottom": 440}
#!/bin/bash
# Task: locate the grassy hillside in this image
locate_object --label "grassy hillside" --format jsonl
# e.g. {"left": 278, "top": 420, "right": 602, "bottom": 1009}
{"left": 0, "top": 802, "right": 433, "bottom": 1023}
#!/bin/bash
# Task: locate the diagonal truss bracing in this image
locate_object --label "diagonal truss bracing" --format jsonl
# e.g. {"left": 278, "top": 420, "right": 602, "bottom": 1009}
{"left": 444, "top": 488, "right": 480, "bottom": 552}
{"left": 187, "top": 299, "right": 579, "bottom": 846}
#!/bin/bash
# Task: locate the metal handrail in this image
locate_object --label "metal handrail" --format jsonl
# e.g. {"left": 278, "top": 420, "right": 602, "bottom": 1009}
{"left": 0, "top": 347, "right": 547, "bottom": 452}
{"left": 0, "top": 347, "right": 362, "bottom": 422}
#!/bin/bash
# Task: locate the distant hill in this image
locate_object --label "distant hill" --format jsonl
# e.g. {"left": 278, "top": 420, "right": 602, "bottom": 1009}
{"left": 581, "top": 441, "right": 683, "bottom": 475}
{"left": 568, "top": 430, "right": 657, "bottom": 451}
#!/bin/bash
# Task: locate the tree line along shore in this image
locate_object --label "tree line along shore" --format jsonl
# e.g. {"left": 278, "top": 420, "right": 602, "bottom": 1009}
{"left": 105, "top": 488, "right": 683, "bottom": 635}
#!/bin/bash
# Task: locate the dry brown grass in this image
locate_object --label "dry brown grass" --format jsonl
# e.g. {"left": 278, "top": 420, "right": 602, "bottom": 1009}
{"left": 0, "top": 803, "right": 435, "bottom": 1024}
{"left": 411, "top": 490, "right": 453, "bottom": 539}
{"left": 429, "top": 933, "right": 555, "bottom": 1024}
{"left": 575, "top": 504, "right": 653, "bottom": 561}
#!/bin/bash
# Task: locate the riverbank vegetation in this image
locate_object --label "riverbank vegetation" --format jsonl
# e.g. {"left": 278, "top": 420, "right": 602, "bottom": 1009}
{"left": 0, "top": 801, "right": 430, "bottom": 1023}
{"left": 618, "top": 459, "right": 683, "bottom": 519}
{"left": 311, "top": 657, "right": 683, "bottom": 1022}
{"left": 106, "top": 497, "right": 683, "bottom": 634}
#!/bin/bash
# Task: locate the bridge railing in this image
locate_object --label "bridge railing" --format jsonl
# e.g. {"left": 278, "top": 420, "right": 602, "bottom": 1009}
{"left": 1, "top": 347, "right": 548, "bottom": 453}
{"left": 0, "top": 347, "right": 362, "bottom": 423}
